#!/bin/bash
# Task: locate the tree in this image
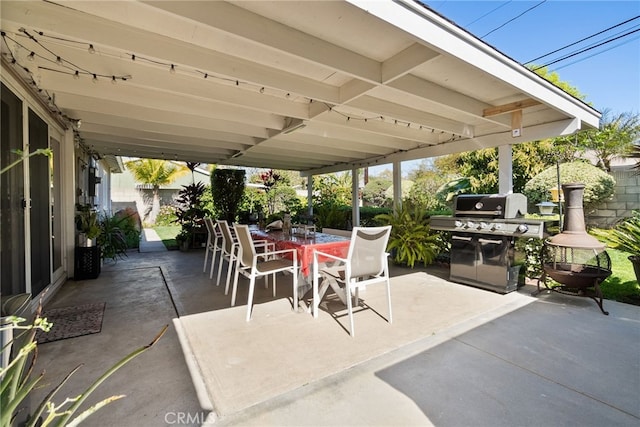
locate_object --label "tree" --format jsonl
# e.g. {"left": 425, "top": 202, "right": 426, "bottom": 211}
{"left": 362, "top": 178, "right": 391, "bottom": 207}
{"left": 529, "top": 66, "right": 586, "bottom": 100}
{"left": 312, "top": 172, "right": 352, "bottom": 207}
{"left": 211, "top": 168, "right": 246, "bottom": 222}
{"left": 125, "top": 159, "right": 188, "bottom": 224}
{"left": 523, "top": 161, "right": 616, "bottom": 211}
{"left": 578, "top": 110, "right": 640, "bottom": 172}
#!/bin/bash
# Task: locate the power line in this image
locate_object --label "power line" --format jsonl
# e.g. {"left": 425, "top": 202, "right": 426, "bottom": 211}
{"left": 465, "top": 1, "right": 513, "bottom": 27}
{"left": 551, "top": 33, "right": 640, "bottom": 73}
{"left": 533, "top": 27, "right": 640, "bottom": 70}
{"left": 525, "top": 15, "right": 640, "bottom": 64}
{"left": 542, "top": 23, "right": 640, "bottom": 67}
{"left": 480, "top": 0, "right": 547, "bottom": 39}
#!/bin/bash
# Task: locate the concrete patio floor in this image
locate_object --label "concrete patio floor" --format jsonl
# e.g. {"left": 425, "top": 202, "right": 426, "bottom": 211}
{"left": 30, "top": 247, "right": 639, "bottom": 427}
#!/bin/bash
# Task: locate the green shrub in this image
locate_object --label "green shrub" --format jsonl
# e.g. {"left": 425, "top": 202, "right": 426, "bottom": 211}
{"left": 113, "top": 208, "right": 142, "bottom": 249}
{"left": 155, "top": 205, "right": 178, "bottom": 226}
{"left": 98, "top": 212, "right": 129, "bottom": 261}
{"left": 523, "top": 161, "right": 615, "bottom": 211}
{"left": 375, "top": 203, "right": 439, "bottom": 268}
{"left": 591, "top": 210, "right": 640, "bottom": 255}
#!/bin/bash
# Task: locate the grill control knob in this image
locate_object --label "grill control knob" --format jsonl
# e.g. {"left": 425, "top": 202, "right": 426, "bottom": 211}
{"left": 454, "top": 220, "right": 463, "bottom": 228}
{"left": 517, "top": 224, "right": 529, "bottom": 233}
{"left": 466, "top": 221, "right": 475, "bottom": 229}
{"left": 492, "top": 223, "right": 502, "bottom": 230}
{"left": 480, "top": 222, "right": 489, "bottom": 229}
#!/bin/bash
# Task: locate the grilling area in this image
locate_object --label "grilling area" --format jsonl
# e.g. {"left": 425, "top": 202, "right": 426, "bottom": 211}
{"left": 430, "top": 193, "right": 552, "bottom": 294}
{"left": 430, "top": 185, "right": 616, "bottom": 315}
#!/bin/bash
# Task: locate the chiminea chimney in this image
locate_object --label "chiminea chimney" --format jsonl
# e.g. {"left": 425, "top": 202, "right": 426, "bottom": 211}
{"left": 548, "top": 183, "right": 605, "bottom": 250}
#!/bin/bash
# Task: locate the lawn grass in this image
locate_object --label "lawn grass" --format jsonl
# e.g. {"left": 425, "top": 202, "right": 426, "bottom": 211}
{"left": 153, "top": 225, "right": 181, "bottom": 250}
{"left": 600, "top": 248, "right": 640, "bottom": 305}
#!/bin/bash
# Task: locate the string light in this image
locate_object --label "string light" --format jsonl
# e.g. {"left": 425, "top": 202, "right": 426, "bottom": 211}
{"left": 2, "top": 28, "right": 461, "bottom": 141}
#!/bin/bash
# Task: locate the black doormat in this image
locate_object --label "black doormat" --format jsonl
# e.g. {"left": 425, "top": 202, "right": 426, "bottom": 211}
{"left": 36, "top": 302, "right": 106, "bottom": 344}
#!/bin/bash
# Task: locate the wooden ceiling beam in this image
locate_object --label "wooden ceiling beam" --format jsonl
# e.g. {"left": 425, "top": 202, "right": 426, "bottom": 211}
{"left": 482, "top": 98, "right": 542, "bottom": 117}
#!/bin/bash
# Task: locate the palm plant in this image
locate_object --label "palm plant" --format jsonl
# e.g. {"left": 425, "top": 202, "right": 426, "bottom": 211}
{"left": 125, "top": 159, "right": 188, "bottom": 224}
{"left": 375, "top": 203, "right": 439, "bottom": 268}
{"left": 592, "top": 211, "right": 640, "bottom": 282}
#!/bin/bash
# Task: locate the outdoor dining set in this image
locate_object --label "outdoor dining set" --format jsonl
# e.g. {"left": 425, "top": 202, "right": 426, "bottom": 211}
{"left": 202, "top": 218, "right": 393, "bottom": 336}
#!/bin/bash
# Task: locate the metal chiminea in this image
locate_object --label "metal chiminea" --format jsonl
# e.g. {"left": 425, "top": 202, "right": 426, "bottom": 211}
{"left": 538, "top": 183, "right": 611, "bottom": 314}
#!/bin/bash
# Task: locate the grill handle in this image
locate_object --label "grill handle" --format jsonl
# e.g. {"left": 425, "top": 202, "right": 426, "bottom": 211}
{"left": 479, "top": 238, "right": 503, "bottom": 245}
{"left": 452, "top": 235, "right": 473, "bottom": 241}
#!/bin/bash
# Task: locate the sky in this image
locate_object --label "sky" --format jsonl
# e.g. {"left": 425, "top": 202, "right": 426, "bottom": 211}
{"left": 373, "top": 0, "right": 640, "bottom": 176}
{"left": 426, "top": 0, "right": 640, "bottom": 115}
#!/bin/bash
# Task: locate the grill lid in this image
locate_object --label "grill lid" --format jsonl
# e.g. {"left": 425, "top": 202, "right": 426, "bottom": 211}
{"left": 454, "top": 193, "right": 527, "bottom": 219}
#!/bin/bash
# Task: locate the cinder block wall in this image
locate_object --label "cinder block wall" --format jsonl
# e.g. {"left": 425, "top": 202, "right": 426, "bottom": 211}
{"left": 587, "top": 168, "right": 640, "bottom": 228}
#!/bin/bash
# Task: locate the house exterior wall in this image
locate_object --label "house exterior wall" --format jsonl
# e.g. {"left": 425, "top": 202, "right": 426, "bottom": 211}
{"left": 1, "top": 65, "right": 79, "bottom": 306}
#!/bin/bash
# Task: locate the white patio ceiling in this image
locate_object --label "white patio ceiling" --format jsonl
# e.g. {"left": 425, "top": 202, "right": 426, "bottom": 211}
{"left": 1, "top": 0, "right": 600, "bottom": 175}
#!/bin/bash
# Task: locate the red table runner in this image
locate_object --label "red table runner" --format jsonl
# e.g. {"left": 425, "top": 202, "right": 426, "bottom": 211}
{"left": 251, "top": 228, "right": 350, "bottom": 277}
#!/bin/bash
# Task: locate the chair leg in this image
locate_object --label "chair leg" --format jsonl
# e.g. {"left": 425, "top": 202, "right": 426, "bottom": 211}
{"left": 292, "top": 269, "right": 298, "bottom": 313}
{"left": 216, "top": 254, "right": 225, "bottom": 287}
{"left": 203, "top": 246, "right": 210, "bottom": 273}
{"left": 313, "top": 269, "right": 319, "bottom": 318}
{"left": 345, "top": 281, "right": 355, "bottom": 337}
{"left": 246, "top": 276, "right": 256, "bottom": 322}
{"left": 386, "top": 277, "right": 393, "bottom": 324}
{"left": 225, "top": 253, "right": 235, "bottom": 294}
{"left": 231, "top": 258, "right": 241, "bottom": 306}
{"left": 271, "top": 274, "right": 276, "bottom": 297}
{"left": 209, "top": 249, "right": 218, "bottom": 280}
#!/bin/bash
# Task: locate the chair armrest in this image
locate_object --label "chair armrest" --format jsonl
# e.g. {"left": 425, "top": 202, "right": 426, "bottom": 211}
{"left": 265, "top": 248, "right": 298, "bottom": 263}
{"left": 313, "top": 250, "right": 347, "bottom": 264}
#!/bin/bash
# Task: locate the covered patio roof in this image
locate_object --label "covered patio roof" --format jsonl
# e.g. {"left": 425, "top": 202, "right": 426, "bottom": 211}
{"left": 1, "top": 0, "right": 600, "bottom": 175}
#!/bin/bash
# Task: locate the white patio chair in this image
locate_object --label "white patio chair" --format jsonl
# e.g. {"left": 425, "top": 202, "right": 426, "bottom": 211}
{"left": 203, "top": 218, "right": 222, "bottom": 280}
{"left": 215, "top": 220, "right": 240, "bottom": 293}
{"left": 312, "top": 225, "right": 392, "bottom": 337}
{"left": 232, "top": 224, "right": 298, "bottom": 322}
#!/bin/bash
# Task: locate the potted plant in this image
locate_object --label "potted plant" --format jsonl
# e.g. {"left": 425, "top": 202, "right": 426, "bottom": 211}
{"left": 175, "top": 230, "right": 192, "bottom": 252}
{"left": 97, "top": 212, "right": 129, "bottom": 262}
{"left": 174, "top": 182, "right": 209, "bottom": 249}
{"left": 592, "top": 211, "right": 640, "bottom": 282}
{"left": 375, "top": 203, "right": 439, "bottom": 268}
{"left": 75, "top": 205, "right": 100, "bottom": 247}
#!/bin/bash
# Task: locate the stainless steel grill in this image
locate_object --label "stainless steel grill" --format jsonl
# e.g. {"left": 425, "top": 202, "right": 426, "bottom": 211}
{"left": 430, "top": 193, "right": 551, "bottom": 293}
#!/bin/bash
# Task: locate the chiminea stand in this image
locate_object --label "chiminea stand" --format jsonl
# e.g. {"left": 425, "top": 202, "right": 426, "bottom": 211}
{"left": 535, "top": 261, "right": 610, "bottom": 315}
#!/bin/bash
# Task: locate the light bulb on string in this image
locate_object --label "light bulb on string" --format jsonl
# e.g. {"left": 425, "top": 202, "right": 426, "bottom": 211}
{"left": 111, "top": 76, "right": 117, "bottom": 85}
{"left": 92, "top": 74, "right": 98, "bottom": 84}
{"left": 27, "top": 52, "right": 35, "bottom": 61}
{"left": 170, "top": 64, "right": 176, "bottom": 74}
{"left": 56, "top": 56, "right": 63, "bottom": 65}
{"left": 73, "top": 70, "right": 80, "bottom": 80}
{"left": 88, "top": 44, "right": 95, "bottom": 54}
